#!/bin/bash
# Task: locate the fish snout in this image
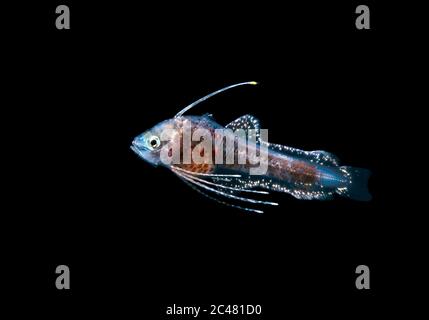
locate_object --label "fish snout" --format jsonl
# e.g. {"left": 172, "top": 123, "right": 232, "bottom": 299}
{"left": 132, "top": 139, "right": 144, "bottom": 149}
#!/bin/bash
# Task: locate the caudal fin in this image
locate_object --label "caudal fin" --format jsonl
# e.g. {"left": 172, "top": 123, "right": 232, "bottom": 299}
{"left": 337, "top": 166, "right": 372, "bottom": 201}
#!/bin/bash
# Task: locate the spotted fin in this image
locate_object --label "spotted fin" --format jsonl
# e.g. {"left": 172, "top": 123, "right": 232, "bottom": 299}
{"left": 227, "top": 115, "right": 261, "bottom": 139}
{"left": 211, "top": 174, "right": 335, "bottom": 200}
{"left": 226, "top": 114, "right": 260, "bottom": 130}
{"left": 264, "top": 142, "right": 340, "bottom": 167}
{"left": 309, "top": 150, "right": 339, "bottom": 166}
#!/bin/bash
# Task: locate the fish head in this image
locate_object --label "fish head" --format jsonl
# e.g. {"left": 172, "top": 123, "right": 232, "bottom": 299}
{"left": 131, "top": 118, "right": 180, "bottom": 167}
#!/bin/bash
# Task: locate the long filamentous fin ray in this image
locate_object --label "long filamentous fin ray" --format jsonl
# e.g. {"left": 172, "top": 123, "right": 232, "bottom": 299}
{"left": 177, "top": 175, "right": 264, "bottom": 214}
{"left": 174, "top": 81, "right": 257, "bottom": 118}
{"left": 174, "top": 170, "right": 278, "bottom": 206}
{"left": 172, "top": 166, "right": 241, "bottom": 178}
{"left": 172, "top": 167, "right": 269, "bottom": 194}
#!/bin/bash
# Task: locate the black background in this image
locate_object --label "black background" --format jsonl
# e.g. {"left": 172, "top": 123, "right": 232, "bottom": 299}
{"left": 7, "top": 0, "right": 426, "bottom": 318}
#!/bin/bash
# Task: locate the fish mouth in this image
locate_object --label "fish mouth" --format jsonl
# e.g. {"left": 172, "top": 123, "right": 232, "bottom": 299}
{"left": 130, "top": 144, "right": 145, "bottom": 159}
{"left": 130, "top": 143, "right": 159, "bottom": 167}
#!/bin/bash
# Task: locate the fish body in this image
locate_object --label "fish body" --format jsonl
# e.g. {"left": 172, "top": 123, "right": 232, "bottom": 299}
{"left": 131, "top": 82, "right": 371, "bottom": 212}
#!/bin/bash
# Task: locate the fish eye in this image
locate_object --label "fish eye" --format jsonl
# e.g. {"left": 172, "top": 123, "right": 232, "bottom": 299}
{"left": 148, "top": 135, "right": 161, "bottom": 150}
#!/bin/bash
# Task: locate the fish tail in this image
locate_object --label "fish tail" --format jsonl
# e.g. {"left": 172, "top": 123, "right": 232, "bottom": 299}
{"left": 337, "top": 166, "right": 372, "bottom": 201}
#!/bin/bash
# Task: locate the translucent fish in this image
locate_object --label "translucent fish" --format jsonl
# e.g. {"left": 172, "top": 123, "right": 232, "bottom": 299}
{"left": 131, "top": 82, "right": 371, "bottom": 213}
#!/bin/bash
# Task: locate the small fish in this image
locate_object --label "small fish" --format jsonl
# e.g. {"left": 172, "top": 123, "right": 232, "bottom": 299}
{"left": 131, "top": 82, "right": 371, "bottom": 213}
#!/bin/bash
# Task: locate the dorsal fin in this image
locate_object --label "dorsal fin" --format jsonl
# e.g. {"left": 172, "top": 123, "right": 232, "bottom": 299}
{"left": 264, "top": 142, "right": 340, "bottom": 166}
{"left": 226, "top": 114, "right": 260, "bottom": 130}
{"left": 226, "top": 114, "right": 261, "bottom": 143}
{"left": 309, "top": 150, "right": 339, "bottom": 166}
{"left": 202, "top": 113, "right": 214, "bottom": 119}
